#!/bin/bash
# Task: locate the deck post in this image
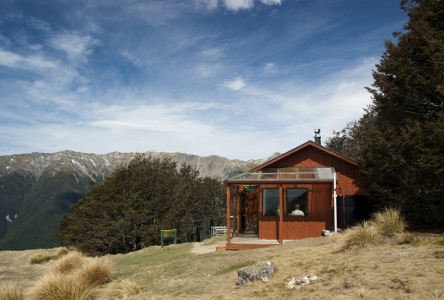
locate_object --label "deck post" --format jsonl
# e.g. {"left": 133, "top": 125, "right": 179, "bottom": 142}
{"left": 279, "top": 186, "right": 283, "bottom": 244}
{"left": 226, "top": 186, "right": 231, "bottom": 243}
{"left": 333, "top": 172, "right": 337, "bottom": 234}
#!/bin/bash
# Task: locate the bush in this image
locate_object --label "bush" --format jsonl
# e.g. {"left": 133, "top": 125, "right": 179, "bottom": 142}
{"left": 98, "top": 279, "right": 140, "bottom": 300}
{"left": 29, "top": 273, "right": 93, "bottom": 300}
{"left": 30, "top": 248, "right": 69, "bottom": 265}
{"left": 30, "top": 251, "right": 112, "bottom": 300}
{"left": 341, "top": 221, "right": 380, "bottom": 249}
{"left": 0, "top": 282, "right": 23, "bottom": 300}
{"left": 78, "top": 260, "right": 112, "bottom": 287}
{"left": 372, "top": 208, "right": 406, "bottom": 237}
{"left": 339, "top": 208, "right": 410, "bottom": 249}
{"left": 50, "top": 251, "right": 85, "bottom": 274}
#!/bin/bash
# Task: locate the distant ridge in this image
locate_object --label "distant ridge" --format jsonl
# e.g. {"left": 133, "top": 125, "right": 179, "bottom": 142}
{"left": 0, "top": 150, "right": 280, "bottom": 250}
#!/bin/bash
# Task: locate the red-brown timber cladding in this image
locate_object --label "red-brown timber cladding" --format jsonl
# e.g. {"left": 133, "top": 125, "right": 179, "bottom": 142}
{"left": 255, "top": 144, "right": 365, "bottom": 196}
{"left": 257, "top": 183, "right": 333, "bottom": 240}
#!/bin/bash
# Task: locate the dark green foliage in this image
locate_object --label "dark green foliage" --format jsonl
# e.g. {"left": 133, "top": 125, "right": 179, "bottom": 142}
{"left": 326, "top": 0, "right": 444, "bottom": 229}
{"left": 0, "top": 172, "right": 34, "bottom": 239}
{"left": 57, "top": 155, "right": 226, "bottom": 255}
{"left": 0, "top": 171, "right": 87, "bottom": 250}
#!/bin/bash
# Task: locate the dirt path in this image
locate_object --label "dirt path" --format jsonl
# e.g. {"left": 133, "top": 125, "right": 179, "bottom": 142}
{"left": 190, "top": 237, "right": 226, "bottom": 254}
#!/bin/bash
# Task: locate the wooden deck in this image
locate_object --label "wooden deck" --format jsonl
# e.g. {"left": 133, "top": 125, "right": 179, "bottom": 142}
{"left": 215, "top": 233, "right": 280, "bottom": 251}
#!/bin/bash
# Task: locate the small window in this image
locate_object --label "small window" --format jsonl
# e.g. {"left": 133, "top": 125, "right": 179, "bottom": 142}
{"left": 262, "top": 189, "right": 279, "bottom": 216}
{"left": 287, "top": 188, "right": 308, "bottom": 216}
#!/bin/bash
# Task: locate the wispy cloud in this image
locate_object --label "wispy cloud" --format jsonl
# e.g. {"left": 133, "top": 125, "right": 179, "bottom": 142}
{"left": 260, "top": 0, "right": 282, "bottom": 5}
{"left": 223, "top": 0, "right": 254, "bottom": 11}
{"left": 48, "top": 32, "right": 101, "bottom": 63}
{"left": 28, "top": 16, "right": 51, "bottom": 32}
{"left": 195, "top": 0, "right": 219, "bottom": 11}
{"left": 0, "top": 0, "right": 407, "bottom": 159}
{"left": 223, "top": 76, "right": 246, "bottom": 91}
{"left": 0, "top": 49, "right": 58, "bottom": 70}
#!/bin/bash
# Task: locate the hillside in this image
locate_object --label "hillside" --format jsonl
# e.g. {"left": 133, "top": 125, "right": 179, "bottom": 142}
{"left": 1, "top": 233, "right": 443, "bottom": 299}
{"left": 0, "top": 150, "right": 277, "bottom": 250}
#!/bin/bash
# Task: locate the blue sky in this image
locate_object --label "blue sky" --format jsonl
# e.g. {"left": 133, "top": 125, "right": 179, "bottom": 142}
{"left": 0, "top": 0, "right": 407, "bottom": 160}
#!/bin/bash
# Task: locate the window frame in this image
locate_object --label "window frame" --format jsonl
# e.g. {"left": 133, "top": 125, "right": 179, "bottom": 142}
{"left": 286, "top": 188, "right": 308, "bottom": 217}
{"left": 262, "top": 188, "right": 280, "bottom": 216}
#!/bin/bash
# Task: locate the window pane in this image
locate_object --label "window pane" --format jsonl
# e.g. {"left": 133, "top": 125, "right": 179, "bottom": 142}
{"left": 287, "top": 188, "right": 308, "bottom": 216}
{"left": 263, "top": 189, "right": 279, "bottom": 216}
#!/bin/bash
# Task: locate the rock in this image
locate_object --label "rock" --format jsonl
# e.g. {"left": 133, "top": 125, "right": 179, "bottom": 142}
{"left": 236, "top": 261, "right": 276, "bottom": 286}
{"left": 309, "top": 275, "right": 318, "bottom": 281}
{"left": 287, "top": 275, "right": 319, "bottom": 290}
{"left": 287, "top": 278, "right": 296, "bottom": 289}
{"left": 261, "top": 277, "right": 269, "bottom": 283}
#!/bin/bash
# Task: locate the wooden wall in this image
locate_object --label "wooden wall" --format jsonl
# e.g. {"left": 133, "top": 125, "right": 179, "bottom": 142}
{"left": 257, "top": 183, "right": 333, "bottom": 240}
{"left": 265, "top": 145, "right": 365, "bottom": 196}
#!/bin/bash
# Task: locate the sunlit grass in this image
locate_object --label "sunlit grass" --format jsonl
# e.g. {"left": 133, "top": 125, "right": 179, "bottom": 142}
{"left": 29, "top": 248, "right": 69, "bottom": 265}
{"left": 29, "top": 251, "right": 112, "bottom": 300}
{"left": 0, "top": 282, "right": 23, "bottom": 300}
{"left": 341, "top": 221, "right": 380, "bottom": 249}
{"left": 373, "top": 207, "right": 406, "bottom": 237}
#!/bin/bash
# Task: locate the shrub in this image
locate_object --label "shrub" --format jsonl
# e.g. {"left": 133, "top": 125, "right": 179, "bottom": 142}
{"left": 373, "top": 208, "right": 406, "bottom": 237}
{"left": 30, "top": 248, "right": 69, "bottom": 265}
{"left": 31, "top": 251, "right": 112, "bottom": 299}
{"left": 78, "top": 260, "right": 112, "bottom": 287}
{"left": 341, "top": 221, "right": 380, "bottom": 249}
{"left": 0, "top": 282, "right": 23, "bottom": 300}
{"left": 98, "top": 279, "right": 140, "bottom": 299}
{"left": 29, "top": 273, "right": 94, "bottom": 300}
{"left": 50, "top": 251, "right": 85, "bottom": 274}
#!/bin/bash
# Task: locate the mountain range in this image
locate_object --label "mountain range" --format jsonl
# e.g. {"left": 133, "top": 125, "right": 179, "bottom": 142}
{"left": 0, "top": 150, "right": 278, "bottom": 250}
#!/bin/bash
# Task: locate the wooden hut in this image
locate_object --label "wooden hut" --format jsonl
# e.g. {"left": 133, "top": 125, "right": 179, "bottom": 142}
{"left": 221, "top": 141, "right": 368, "bottom": 251}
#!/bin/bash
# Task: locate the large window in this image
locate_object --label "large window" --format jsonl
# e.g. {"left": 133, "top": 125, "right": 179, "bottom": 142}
{"left": 287, "top": 188, "right": 308, "bottom": 216}
{"left": 262, "top": 189, "right": 279, "bottom": 216}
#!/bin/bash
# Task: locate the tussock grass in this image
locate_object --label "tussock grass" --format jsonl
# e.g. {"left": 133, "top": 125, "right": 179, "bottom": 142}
{"left": 341, "top": 221, "right": 380, "bottom": 249}
{"left": 29, "top": 273, "right": 94, "bottom": 300}
{"left": 29, "top": 251, "right": 112, "bottom": 300}
{"left": 339, "top": 208, "right": 410, "bottom": 250}
{"left": 1, "top": 228, "right": 443, "bottom": 299}
{"left": 77, "top": 260, "right": 112, "bottom": 287}
{"left": 98, "top": 279, "right": 140, "bottom": 300}
{"left": 0, "top": 282, "right": 23, "bottom": 300}
{"left": 373, "top": 207, "right": 406, "bottom": 237}
{"left": 50, "top": 251, "right": 85, "bottom": 274}
{"left": 29, "top": 248, "right": 69, "bottom": 265}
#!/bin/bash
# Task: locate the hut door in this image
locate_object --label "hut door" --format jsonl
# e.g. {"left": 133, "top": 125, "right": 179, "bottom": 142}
{"left": 243, "top": 193, "right": 258, "bottom": 233}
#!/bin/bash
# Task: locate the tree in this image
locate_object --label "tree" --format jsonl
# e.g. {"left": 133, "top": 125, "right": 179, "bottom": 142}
{"left": 326, "top": 0, "right": 444, "bottom": 229}
{"left": 57, "top": 155, "right": 226, "bottom": 255}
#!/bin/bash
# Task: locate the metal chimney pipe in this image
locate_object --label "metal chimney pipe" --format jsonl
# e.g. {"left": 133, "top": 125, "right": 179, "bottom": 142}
{"left": 314, "top": 129, "right": 321, "bottom": 145}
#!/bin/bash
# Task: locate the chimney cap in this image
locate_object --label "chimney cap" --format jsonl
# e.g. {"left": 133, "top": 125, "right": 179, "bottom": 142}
{"left": 314, "top": 129, "right": 321, "bottom": 145}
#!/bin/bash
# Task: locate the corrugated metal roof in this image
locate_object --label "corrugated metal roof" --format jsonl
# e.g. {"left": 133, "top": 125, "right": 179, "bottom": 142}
{"left": 227, "top": 166, "right": 335, "bottom": 182}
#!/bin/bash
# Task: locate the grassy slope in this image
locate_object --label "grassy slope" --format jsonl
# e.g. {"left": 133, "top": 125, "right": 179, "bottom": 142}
{"left": 0, "top": 172, "right": 87, "bottom": 250}
{"left": 1, "top": 234, "right": 443, "bottom": 299}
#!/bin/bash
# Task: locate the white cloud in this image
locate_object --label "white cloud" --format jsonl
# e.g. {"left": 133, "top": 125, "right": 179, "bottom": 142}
{"left": 0, "top": 49, "right": 58, "bottom": 70}
{"left": 195, "top": 0, "right": 219, "bottom": 11}
{"left": 121, "top": 50, "right": 144, "bottom": 67}
{"left": 198, "top": 47, "right": 224, "bottom": 60}
{"left": 260, "top": 0, "right": 282, "bottom": 5}
{"left": 28, "top": 17, "right": 51, "bottom": 32}
{"left": 196, "top": 63, "right": 221, "bottom": 77}
{"left": 223, "top": 0, "right": 254, "bottom": 11}
{"left": 223, "top": 76, "right": 246, "bottom": 91}
{"left": 263, "top": 62, "right": 276, "bottom": 73}
{"left": 48, "top": 32, "right": 100, "bottom": 62}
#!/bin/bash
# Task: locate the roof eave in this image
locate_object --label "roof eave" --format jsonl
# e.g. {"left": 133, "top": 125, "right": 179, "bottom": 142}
{"left": 224, "top": 179, "right": 334, "bottom": 185}
{"left": 251, "top": 141, "right": 358, "bottom": 172}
